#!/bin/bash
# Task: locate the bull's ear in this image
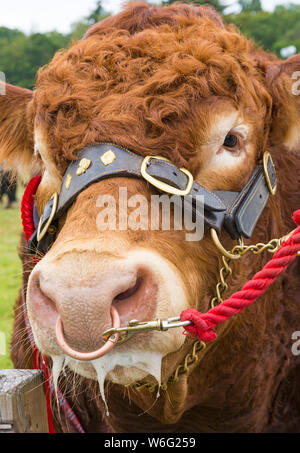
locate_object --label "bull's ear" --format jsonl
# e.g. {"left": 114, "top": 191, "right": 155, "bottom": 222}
{"left": 0, "top": 82, "right": 34, "bottom": 171}
{"left": 266, "top": 54, "right": 300, "bottom": 151}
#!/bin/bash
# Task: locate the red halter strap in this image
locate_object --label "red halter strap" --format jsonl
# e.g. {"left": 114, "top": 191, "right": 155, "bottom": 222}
{"left": 21, "top": 175, "right": 41, "bottom": 242}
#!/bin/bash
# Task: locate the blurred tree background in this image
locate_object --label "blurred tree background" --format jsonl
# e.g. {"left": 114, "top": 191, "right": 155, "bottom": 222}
{"left": 0, "top": 0, "right": 299, "bottom": 90}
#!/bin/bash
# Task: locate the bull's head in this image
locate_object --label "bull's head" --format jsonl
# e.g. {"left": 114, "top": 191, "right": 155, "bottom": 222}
{"left": 1, "top": 3, "right": 299, "bottom": 423}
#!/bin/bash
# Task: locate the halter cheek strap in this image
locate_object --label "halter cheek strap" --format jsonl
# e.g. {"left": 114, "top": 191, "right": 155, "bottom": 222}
{"left": 27, "top": 143, "right": 277, "bottom": 255}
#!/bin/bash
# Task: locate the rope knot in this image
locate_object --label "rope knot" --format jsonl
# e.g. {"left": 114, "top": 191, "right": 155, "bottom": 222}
{"left": 181, "top": 308, "right": 217, "bottom": 343}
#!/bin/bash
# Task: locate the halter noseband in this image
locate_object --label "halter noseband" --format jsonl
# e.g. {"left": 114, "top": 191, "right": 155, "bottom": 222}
{"left": 28, "top": 143, "right": 277, "bottom": 255}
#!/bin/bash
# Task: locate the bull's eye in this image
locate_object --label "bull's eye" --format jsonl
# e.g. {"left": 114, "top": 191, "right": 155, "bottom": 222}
{"left": 216, "top": 125, "right": 248, "bottom": 157}
{"left": 223, "top": 134, "right": 238, "bottom": 149}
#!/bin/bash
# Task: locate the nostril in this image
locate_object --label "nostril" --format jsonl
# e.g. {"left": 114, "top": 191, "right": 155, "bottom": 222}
{"left": 114, "top": 277, "right": 142, "bottom": 301}
{"left": 112, "top": 271, "right": 157, "bottom": 322}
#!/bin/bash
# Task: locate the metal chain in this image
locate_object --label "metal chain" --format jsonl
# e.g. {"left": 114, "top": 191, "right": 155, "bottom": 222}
{"left": 128, "top": 340, "right": 206, "bottom": 393}
{"left": 210, "top": 236, "right": 286, "bottom": 308}
{"left": 210, "top": 255, "right": 232, "bottom": 308}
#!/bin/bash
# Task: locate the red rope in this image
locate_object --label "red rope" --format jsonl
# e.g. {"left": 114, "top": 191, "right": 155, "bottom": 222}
{"left": 32, "top": 348, "right": 55, "bottom": 433}
{"left": 181, "top": 210, "right": 300, "bottom": 343}
{"left": 21, "top": 176, "right": 55, "bottom": 433}
{"left": 41, "top": 356, "right": 56, "bottom": 433}
{"left": 21, "top": 175, "right": 41, "bottom": 241}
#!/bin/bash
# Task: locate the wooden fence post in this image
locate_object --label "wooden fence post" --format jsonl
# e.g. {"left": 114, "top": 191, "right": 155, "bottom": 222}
{"left": 0, "top": 370, "right": 49, "bottom": 433}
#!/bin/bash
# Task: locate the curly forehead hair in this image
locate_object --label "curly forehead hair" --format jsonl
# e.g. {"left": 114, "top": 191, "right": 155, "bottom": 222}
{"left": 34, "top": 2, "right": 272, "bottom": 173}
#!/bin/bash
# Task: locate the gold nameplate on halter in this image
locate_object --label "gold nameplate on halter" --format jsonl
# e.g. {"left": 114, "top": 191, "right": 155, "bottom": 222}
{"left": 101, "top": 150, "right": 116, "bottom": 166}
{"left": 76, "top": 158, "right": 91, "bottom": 176}
{"left": 141, "top": 155, "right": 193, "bottom": 197}
{"left": 65, "top": 173, "right": 72, "bottom": 190}
{"left": 37, "top": 193, "right": 58, "bottom": 243}
{"left": 263, "top": 152, "right": 277, "bottom": 196}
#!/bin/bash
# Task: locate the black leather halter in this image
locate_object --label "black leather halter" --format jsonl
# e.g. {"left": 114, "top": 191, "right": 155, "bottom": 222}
{"left": 28, "top": 143, "right": 277, "bottom": 254}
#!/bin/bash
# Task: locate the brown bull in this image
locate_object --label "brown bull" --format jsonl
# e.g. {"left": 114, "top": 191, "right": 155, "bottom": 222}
{"left": 0, "top": 3, "right": 300, "bottom": 433}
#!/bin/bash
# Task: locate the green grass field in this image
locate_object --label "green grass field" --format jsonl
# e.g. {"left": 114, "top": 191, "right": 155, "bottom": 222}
{"left": 0, "top": 195, "right": 23, "bottom": 369}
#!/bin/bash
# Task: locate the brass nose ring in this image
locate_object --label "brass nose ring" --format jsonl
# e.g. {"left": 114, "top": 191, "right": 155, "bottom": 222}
{"left": 55, "top": 306, "right": 120, "bottom": 361}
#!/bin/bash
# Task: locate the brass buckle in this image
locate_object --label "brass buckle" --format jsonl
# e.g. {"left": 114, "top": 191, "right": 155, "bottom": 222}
{"left": 37, "top": 193, "right": 58, "bottom": 243}
{"left": 263, "top": 152, "right": 277, "bottom": 196}
{"left": 141, "top": 155, "right": 193, "bottom": 196}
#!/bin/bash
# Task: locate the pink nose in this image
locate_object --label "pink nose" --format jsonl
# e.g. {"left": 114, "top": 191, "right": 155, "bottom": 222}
{"left": 27, "top": 253, "right": 158, "bottom": 356}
